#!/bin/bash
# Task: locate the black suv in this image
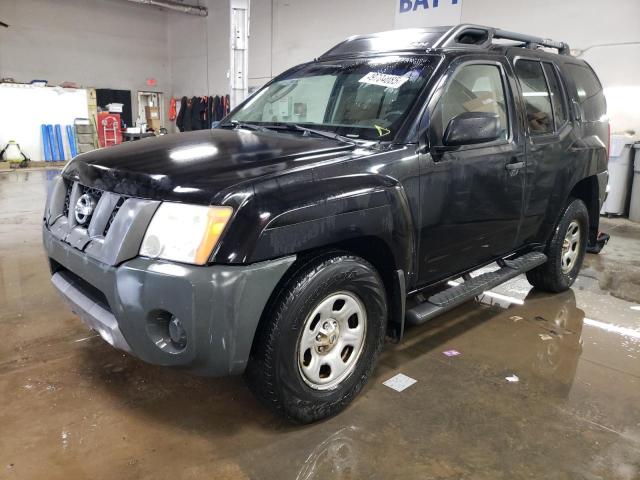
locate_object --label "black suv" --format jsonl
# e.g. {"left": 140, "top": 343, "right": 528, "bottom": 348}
{"left": 43, "top": 25, "right": 608, "bottom": 423}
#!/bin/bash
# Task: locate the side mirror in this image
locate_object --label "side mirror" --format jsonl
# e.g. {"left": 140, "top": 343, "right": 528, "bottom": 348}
{"left": 443, "top": 112, "right": 500, "bottom": 146}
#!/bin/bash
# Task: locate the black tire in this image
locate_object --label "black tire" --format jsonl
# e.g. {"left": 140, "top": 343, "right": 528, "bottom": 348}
{"left": 244, "top": 252, "right": 387, "bottom": 423}
{"left": 526, "top": 198, "right": 589, "bottom": 292}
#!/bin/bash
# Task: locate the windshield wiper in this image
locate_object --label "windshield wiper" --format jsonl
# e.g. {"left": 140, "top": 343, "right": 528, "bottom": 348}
{"left": 220, "top": 121, "right": 364, "bottom": 147}
{"left": 263, "top": 123, "right": 358, "bottom": 146}
{"left": 219, "top": 120, "right": 270, "bottom": 132}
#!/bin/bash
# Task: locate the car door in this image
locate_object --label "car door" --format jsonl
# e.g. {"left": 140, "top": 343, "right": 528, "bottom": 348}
{"left": 416, "top": 56, "right": 526, "bottom": 286}
{"left": 510, "top": 56, "right": 577, "bottom": 246}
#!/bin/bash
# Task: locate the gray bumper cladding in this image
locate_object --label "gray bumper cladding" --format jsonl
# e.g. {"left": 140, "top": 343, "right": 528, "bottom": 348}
{"left": 51, "top": 271, "right": 132, "bottom": 352}
{"left": 44, "top": 225, "right": 296, "bottom": 376}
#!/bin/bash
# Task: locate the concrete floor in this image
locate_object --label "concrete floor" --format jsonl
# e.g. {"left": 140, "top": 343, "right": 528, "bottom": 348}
{"left": 1, "top": 169, "right": 639, "bottom": 480}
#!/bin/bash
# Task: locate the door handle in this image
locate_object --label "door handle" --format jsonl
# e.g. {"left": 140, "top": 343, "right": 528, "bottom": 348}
{"left": 505, "top": 161, "right": 525, "bottom": 171}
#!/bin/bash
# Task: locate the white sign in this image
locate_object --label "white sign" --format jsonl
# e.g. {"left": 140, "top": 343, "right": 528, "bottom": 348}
{"left": 359, "top": 72, "right": 410, "bottom": 89}
{"left": 395, "top": 0, "right": 462, "bottom": 29}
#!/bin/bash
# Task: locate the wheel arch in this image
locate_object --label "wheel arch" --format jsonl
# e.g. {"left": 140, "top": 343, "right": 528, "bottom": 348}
{"left": 568, "top": 175, "right": 600, "bottom": 245}
{"left": 247, "top": 170, "right": 416, "bottom": 273}
{"left": 329, "top": 236, "right": 406, "bottom": 340}
{"left": 238, "top": 170, "right": 417, "bottom": 350}
{"left": 248, "top": 235, "right": 406, "bottom": 362}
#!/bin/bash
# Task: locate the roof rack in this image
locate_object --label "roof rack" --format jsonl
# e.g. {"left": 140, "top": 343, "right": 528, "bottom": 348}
{"left": 318, "top": 25, "right": 571, "bottom": 60}
{"left": 435, "top": 24, "right": 571, "bottom": 55}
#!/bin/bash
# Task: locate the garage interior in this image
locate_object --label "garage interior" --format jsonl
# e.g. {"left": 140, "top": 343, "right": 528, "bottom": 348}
{"left": 1, "top": 0, "right": 640, "bottom": 478}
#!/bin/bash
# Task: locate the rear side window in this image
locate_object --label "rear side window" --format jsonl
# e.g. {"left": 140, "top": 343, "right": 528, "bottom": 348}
{"left": 565, "top": 63, "right": 605, "bottom": 121}
{"left": 514, "top": 60, "right": 553, "bottom": 135}
{"left": 543, "top": 63, "right": 568, "bottom": 128}
{"left": 566, "top": 63, "right": 601, "bottom": 101}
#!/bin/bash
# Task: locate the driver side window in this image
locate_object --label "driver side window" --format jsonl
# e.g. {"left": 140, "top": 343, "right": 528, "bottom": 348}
{"left": 431, "top": 64, "right": 509, "bottom": 145}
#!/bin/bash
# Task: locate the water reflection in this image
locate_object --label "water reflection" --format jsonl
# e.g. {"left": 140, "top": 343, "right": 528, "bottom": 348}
{"left": 476, "top": 288, "right": 584, "bottom": 388}
{"left": 522, "top": 290, "right": 584, "bottom": 387}
{"left": 296, "top": 426, "right": 359, "bottom": 480}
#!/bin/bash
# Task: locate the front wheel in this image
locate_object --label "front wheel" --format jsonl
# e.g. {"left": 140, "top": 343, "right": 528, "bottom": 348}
{"left": 527, "top": 198, "right": 589, "bottom": 292}
{"left": 244, "top": 253, "right": 387, "bottom": 423}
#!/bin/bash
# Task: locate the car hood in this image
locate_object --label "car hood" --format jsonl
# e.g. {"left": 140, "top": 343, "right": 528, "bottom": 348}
{"left": 63, "top": 129, "right": 357, "bottom": 204}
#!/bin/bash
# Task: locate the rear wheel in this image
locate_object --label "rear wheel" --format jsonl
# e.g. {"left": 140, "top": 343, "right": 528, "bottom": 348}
{"left": 527, "top": 198, "right": 589, "bottom": 292}
{"left": 245, "top": 253, "right": 387, "bottom": 423}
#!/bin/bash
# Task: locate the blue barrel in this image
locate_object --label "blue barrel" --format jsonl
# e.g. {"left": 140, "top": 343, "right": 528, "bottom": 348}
{"left": 41, "top": 124, "right": 52, "bottom": 161}
{"left": 54, "top": 124, "right": 65, "bottom": 161}
{"left": 47, "top": 125, "right": 58, "bottom": 161}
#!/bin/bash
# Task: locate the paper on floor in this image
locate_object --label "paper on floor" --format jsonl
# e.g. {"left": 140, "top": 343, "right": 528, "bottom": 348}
{"left": 383, "top": 373, "right": 417, "bottom": 392}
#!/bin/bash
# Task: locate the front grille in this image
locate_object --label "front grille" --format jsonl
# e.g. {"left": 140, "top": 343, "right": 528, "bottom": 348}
{"left": 61, "top": 182, "right": 123, "bottom": 234}
{"left": 62, "top": 181, "right": 72, "bottom": 217}
{"left": 77, "top": 185, "right": 104, "bottom": 226}
{"left": 103, "top": 197, "right": 125, "bottom": 236}
{"left": 46, "top": 176, "right": 160, "bottom": 267}
{"left": 62, "top": 183, "right": 105, "bottom": 220}
{"left": 79, "top": 185, "right": 104, "bottom": 201}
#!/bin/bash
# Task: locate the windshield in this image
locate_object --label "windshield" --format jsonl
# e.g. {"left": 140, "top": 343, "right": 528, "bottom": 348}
{"left": 226, "top": 56, "right": 437, "bottom": 141}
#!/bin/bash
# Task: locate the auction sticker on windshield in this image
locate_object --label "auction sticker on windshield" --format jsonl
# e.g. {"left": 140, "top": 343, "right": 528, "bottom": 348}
{"left": 359, "top": 72, "right": 409, "bottom": 89}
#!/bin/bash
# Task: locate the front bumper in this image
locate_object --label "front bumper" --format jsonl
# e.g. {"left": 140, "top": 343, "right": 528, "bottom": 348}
{"left": 44, "top": 227, "right": 295, "bottom": 376}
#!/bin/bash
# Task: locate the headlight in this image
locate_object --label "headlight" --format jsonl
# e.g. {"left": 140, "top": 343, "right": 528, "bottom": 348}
{"left": 140, "top": 203, "right": 233, "bottom": 265}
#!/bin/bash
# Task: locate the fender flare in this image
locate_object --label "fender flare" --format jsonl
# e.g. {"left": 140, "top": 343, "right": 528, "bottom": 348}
{"left": 249, "top": 174, "right": 416, "bottom": 278}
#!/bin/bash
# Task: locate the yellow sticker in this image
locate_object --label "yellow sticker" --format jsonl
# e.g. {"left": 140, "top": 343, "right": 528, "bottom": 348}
{"left": 374, "top": 125, "right": 391, "bottom": 137}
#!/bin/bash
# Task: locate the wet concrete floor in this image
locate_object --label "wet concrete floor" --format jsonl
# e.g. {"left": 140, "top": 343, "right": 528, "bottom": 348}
{"left": 1, "top": 169, "right": 639, "bottom": 479}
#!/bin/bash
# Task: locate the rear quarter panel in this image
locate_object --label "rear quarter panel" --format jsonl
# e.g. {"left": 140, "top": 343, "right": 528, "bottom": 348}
{"left": 516, "top": 53, "right": 608, "bottom": 246}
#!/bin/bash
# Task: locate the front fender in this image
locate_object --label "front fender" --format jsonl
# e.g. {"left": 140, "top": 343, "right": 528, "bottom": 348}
{"left": 249, "top": 172, "right": 415, "bottom": 276}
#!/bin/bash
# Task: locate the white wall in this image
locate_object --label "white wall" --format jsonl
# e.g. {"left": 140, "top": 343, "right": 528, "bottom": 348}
{"left": 167, "top": 12, "right": 210, "bottom": 97}
{"left": 581, "top": 44, "right": 640, "bottom": 134}
{"left": 0, "top": 84, "right": 89, "bottom": 161}
{"left": 168, "top": 0, "right": 231, "bottom": 99}
{"left": 249, "top": 0, "right": 396, "bottom": 89}
{"left": 247, "top": 0, "right": 273, "bottom": 89}
{"left": 0, "top": 0, "right": 171, "bottom": 129}
{"left": 461, "top": 0, "right": 638, "bottom": 51}
{"left": 248, "top": 0, "right": 640, "bottom": 133}
{"left": 166, "top": 0, "right": 232, "bottom": 132}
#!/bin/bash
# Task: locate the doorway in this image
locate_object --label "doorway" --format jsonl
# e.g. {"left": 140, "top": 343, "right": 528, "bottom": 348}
{"left": 136, "top": 91, "right": 164, "bottom": 129}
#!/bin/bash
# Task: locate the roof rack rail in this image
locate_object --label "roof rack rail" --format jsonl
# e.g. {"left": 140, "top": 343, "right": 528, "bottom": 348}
{"left": 435, "top": 24, "right": 571, "bottom": 55}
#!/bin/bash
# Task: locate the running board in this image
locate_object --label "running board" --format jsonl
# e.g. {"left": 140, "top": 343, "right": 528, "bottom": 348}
{"left": 405, "top": 252, "right": 547, "bottom": 326}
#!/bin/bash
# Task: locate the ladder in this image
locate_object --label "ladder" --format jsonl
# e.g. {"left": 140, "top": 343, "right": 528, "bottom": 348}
{"left": 73, "top": 118, "right": 98, "bottom": 154}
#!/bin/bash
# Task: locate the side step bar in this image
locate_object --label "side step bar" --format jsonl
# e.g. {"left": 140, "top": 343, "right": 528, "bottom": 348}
{"left": 405, "top": 252, "right": 547, "bottom": 326}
